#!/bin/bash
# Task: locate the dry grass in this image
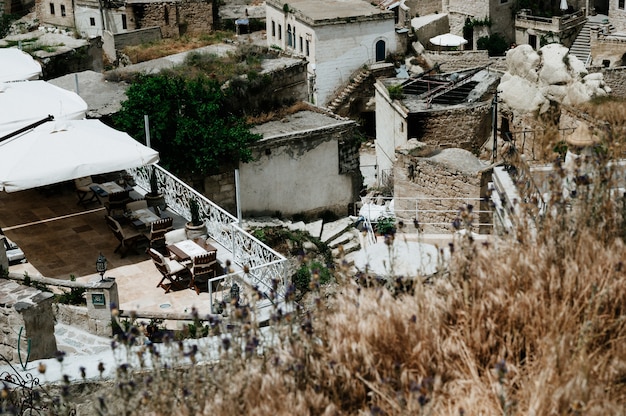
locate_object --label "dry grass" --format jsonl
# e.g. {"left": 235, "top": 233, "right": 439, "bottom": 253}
{"left": 120, "top": 32, "right": 235, "bottom": 64}
{"left": 17, "top": 110, "right": 626, "bottom": 414}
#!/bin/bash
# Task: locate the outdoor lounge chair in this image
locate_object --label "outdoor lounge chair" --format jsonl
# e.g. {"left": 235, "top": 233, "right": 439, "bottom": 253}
{"left": 148, "top": 248, "right": 191, "bottom": 293}
{"left": 74, "top": 176, "right": 99, "bottom": 207}
{"left": 105, "top": 215, "right": 148, "bottom": 257}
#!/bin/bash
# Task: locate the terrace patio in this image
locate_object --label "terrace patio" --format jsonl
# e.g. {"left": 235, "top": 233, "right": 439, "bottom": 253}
{"left": 0, "top": 166, "right": 288, "bottom": 325}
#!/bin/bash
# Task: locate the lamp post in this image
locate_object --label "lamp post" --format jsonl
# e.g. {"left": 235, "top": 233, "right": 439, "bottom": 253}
{"left": 96, "top": 253, "right": 107, "bottom": 281}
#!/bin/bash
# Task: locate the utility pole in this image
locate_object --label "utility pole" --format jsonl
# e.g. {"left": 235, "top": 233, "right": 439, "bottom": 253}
{"left": 492, "top": 89, "right": 498, "bottom": 163}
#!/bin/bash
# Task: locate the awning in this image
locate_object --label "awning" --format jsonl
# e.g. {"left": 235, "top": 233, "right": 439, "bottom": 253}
{"left": 0, "top": 48, "right": 42, "bottom": 82}
{"left": 0, "top": 80, "right": 88, "bottom": 134}
{"left": 0, "top": 119, "right": 159, "bottom": 192}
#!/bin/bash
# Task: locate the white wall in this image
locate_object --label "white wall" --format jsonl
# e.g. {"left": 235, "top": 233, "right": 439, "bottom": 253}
{"left": 314, "top": 20, "right": 397, "bottom": 105}
{"left": 374, "top": 80, "right": 408, "bottom": 177}
{"left": 266, "top": 4, "right": 397, "bottom": 106}
{"left": 239, "top": 137, "right": 355, "bottom": 216}
{"left": 75, "top": 5, "right": 129, "bottom": 38}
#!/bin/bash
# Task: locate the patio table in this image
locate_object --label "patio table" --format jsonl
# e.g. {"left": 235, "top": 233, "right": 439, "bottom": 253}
{"left": 129, "top": 208, "right": 164, "bottom": 229}
{"left": 90, "top": 181, "right": 126, "bottom": 203}
{"left": 168, "top": 239, "right": 217, "bottom": 263}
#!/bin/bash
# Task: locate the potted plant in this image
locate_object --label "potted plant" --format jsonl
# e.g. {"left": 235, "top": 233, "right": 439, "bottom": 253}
{"left": 145, "top": 168, "right": 165, "bottom": 211}
{"left": 185, "top": 197, "right": 207, "bottom": 240}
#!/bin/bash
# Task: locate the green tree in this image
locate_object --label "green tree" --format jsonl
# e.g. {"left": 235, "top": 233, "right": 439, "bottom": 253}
{"left": 476, "top": 33, "right": 509, "bottom": 57}
{"left": 114, "top": 73, "right": 261, "bottom": 177}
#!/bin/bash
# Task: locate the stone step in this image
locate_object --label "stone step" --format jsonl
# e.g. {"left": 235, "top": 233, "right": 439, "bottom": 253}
{"left": 320, "top": 217, "right": 356, "bottom": 243}
{"left": 331, "top": 240, "right": 361, "bottom": 258}
{"left": 328, "top": 228, "right": 360, "bottom": 248}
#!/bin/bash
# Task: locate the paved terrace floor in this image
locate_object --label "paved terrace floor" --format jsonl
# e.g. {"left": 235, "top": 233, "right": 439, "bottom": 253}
{"left": 0, "top": 180, "right": 241, "bottom": 324}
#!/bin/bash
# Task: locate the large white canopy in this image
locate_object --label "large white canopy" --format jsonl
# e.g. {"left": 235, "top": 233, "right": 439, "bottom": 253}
{"left": 0, "top": 119, "right": 159, "bottom": 192}
{"left": 430, "top": 33, "right": 468, "bottom": 47}
{"left": 0, "top": 80, "right": 88, "bottom": 135}
{"left": 0, "top": 48, "right": 42, "bottom": 82}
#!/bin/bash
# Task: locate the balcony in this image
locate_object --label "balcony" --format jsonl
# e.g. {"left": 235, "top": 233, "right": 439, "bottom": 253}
{"left": 516, "top": 9, "right": 586, "bottom": 35}
{"left": 1, "top": 164, "right": 288, "bottom": 321}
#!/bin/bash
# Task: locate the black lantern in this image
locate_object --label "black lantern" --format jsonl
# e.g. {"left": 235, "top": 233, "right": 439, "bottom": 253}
{"left": 96, "top": 253, "right": 107, "bottom": 281}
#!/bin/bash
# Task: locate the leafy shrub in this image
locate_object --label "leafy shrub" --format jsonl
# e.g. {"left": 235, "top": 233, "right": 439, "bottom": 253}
{"left": 375, "top": 216, "right": 396, "bottom": 235}
{"left": 387, "top": 84, "right": 404, "bottom": 100}
{"left": 476, "top": 33, "right": 508, "bottom": 56}
{"left": 292, "top": 260, "right": 332, "bottom": 299}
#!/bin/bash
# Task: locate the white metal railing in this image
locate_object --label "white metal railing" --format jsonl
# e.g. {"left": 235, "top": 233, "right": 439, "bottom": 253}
{"left": 128, "top": 165, "right": 288, "bottom": 303}
{"left": 358, "top": 195, "right": 493, "bottom": 233}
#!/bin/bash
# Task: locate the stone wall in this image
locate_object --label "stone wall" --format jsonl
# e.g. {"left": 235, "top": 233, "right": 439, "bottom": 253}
{"left": 424, "top": 50, "right": 507, "bottom": 73}
{"left": 36, "top": 0, "right": 75, "bottom": 28}
{"left": 131, "top": 0, "right": 213, "bottom": 39}
{"left": 414, "top": 15, "right": 449, "bottom": 49}
{"left": 597, "top": 66, "right": 626, "bottom": 97}
{"left": 0, "top": 280, "right": 57, "bottom": 362}
{"left": 609, "top": 3, "right": 626, "bottom": 33}
{"left": 53, "top": 303, "right": 89, "bottom": 332}
{"left": 590, "top": 30, "right": 626, "bottom": 68}
{"left": 393, "top": 141, "right": 485, "bottom": 233}
{"left": 407, "top": 101, "right": 493, "bottom": 154}
{"left": 103, "top": 27, "right": 161, "bottom": 62}
{"left": 203, "top": 170, "right": 237, "bottom": 216}
{"left": 406, "top": 0, "right": 440, "bottom": 17}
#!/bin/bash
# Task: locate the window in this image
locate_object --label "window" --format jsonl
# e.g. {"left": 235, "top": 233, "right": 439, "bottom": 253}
{"left": 122, "top": 14, "right": 127, "bottom": 29}
{"left": 306, "top": 39, "right": 310, "bottom": 56}
{"left": 60, "top": 4, "right": 65, "bottom": 16}
{"left": 278, "top": 24, "right": 282, "bottom": 40}
{"left": 287, "top": 24, "right": 292, "bottom": 47}
{"left": 90, "top": 17, "right": 95, "bottom": 26}
{"left": 299, "top": 36, "right": 303, "bottom": 52}
{"left": 271, "top": 20, "right": 275, "bottom": 37}
{"left": 49, "top": 3, "right": 55, "bottom": 15}
{"left": 164, "top": 5, "right": 169, "bottom": 25}
{"left": 620, "top": 0, "right": 625, "bottom": 9}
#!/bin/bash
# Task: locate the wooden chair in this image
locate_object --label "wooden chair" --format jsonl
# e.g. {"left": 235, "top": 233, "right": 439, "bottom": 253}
{"left": 148, "top": 248, "right": 190, "bottom": 293}
{"left": 190, "top": 251, "right": 217, "bottom": 295}
{"left": 74, "top": 176, "right": 99, "bottom": 207}
{"left": 149, "top": 217, "right": 173, "bottom": 253}
{"left": 105, "top": 190, "right": 130, "bottom": 217}
{"left": 105, "top": 215, "right": 148, "bottom": 257}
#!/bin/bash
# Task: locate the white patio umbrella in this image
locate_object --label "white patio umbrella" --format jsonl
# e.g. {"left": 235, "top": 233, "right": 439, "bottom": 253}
{"left": 560, "top": 0, "right": 568, "bottom": 11}
{"left": 0, "top": 119, "right": 159, "bottom": 192}
{"left": 0, "top": 80, "right": 88, "bottom": 135}
{"left": 0, "top": 48, "right": 42, "bottom": 82}
{"left": 429, "top": 33, "right": 468, "bottom": 47}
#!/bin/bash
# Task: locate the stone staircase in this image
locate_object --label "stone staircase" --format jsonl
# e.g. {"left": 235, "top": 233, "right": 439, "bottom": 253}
{"left": 326, "top": 69, "right": 371, "bottom": 113}
{"left": 319, "top": 217, "right": 362, "bottom": 259}
{"left": 570, "top": 16, "right": 615, "bottom": 66}
{"left": 570, "top": 19, "right": 593, "bottom": 65}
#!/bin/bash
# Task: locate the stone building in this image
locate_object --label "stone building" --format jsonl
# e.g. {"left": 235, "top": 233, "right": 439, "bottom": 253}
{"left": 374, "top": 66, "right": 500, "bottom": 180}
{"left": 393, "top": 139, "right": 489, "bottom": 233}
{"left": 237, "top": 108, "right": 362, "bottom": 218}
{"left": 37, "top": 0, "right": 214, "bottom": 41}
{"left": 0, "top": 280, "right": 57, "bottom": 362}
{"left": 265, "top": 0, "right": 398, "bottom": 107}
{"left": 445, "top": 0, "right": 516, "bottom": 50}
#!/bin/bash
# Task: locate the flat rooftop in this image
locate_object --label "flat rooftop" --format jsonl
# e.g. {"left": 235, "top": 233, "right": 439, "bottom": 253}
{"left": 250, "top": 109, "right": 354, "bottom": 140}
{"left": 267, "top": 0, "right": 392, "bottom": 24}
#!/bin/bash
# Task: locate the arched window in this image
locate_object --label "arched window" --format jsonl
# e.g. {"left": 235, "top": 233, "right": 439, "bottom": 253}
{"left": 375, "top": 39, "right": 386, "bottom": 62}
{"left": 287, "top": 24, "right": 292, "bottom": 47}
